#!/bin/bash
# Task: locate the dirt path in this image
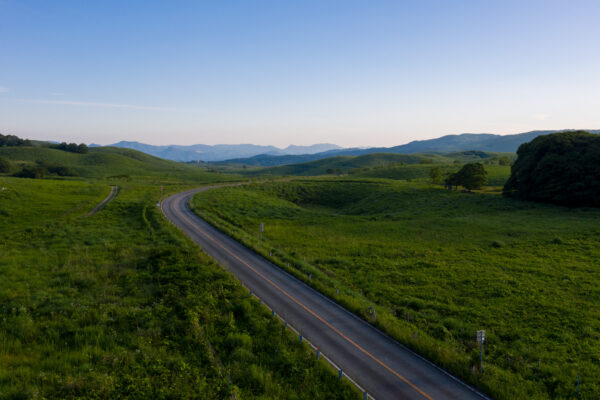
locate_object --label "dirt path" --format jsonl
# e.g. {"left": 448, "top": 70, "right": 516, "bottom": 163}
{"left": 86, "top": 186, "right": 119, "bottom": 216}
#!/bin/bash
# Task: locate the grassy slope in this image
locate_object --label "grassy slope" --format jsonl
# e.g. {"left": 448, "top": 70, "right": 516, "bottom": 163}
{"left": 350, "top": 164, "right": 511, "bottom": 186}
{"left": 241, "top": 153, "right": 448, "bottom": 176}
{"left": 231, "top": 151, "right": 513, "bottom": 178}
{"left": 192, "top": 179, "right": 600, "bottom": 400}
{"left": 0, "top": 174, "right": 358, "bottom": 398}
{"left": 0, "top": 145, "right": 236, "bottom": 181}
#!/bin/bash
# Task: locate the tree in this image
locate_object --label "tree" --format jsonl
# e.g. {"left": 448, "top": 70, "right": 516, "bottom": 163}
{"left": 445, "top": 162, "right": 487, "bottom": 191}
{"left": 0, "top": 157, "right": 10, "bottom": 173}
{"left": 76, "top": 143, "right": 89, "bottom": 153}
{"left": 503, "top": 131, "right": 600, "bottom": 207}
{"left": 429, "top": 167, "right": 443, "bottom": 184}
{"left": 499, "top": 156, "right": 511, "bottom": 166}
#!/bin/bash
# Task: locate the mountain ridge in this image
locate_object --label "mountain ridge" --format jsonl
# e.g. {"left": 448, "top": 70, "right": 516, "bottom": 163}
{"left": 97, "top": 141, "right": 341, "bottom": 162}
{"left": 94, "top": 129, "right": 599, "bottom": 165}
{"left": 220, "top": 129, "right": 600, "bottom": 166}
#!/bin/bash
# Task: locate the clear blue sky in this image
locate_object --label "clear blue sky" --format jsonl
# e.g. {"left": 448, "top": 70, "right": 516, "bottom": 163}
{"left": 1, "top": 0, "right": 599, "bottom": 147}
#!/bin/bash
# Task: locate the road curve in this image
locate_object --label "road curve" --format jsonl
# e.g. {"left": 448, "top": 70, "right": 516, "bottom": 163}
{"left": 162, "top": 187, "right": 491, "bottom": 400}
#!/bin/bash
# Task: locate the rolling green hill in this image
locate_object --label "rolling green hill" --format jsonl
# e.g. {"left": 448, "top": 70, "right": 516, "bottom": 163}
{"left": 0, "top": 145, "right": 238, "bottom": 182}
{"left": 241, "top": 153, "right": 447, "bottom": 176}
{"left": 238, "top": 151, "right": 513, "bottom": 186}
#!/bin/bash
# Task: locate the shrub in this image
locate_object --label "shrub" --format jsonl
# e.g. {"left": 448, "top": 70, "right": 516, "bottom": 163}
{"left": 14, "top": 166, "right": 47, "bottom": 179}
{"left": 0, "top": 157, "right": 10, "bottom": 173}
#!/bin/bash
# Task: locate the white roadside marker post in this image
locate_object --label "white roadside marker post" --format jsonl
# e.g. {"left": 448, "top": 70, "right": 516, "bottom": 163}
{"left": 477, "top": 330, "right": 485, "bottom": 373}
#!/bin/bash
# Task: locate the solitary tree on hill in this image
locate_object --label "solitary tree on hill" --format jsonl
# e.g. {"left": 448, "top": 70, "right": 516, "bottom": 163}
{"left": 445, "top": 162, "right": 487, "bottom": 191}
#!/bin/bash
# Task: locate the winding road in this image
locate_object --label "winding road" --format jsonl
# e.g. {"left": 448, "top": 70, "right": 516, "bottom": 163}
{"left": 162, "top": 186, "right": 491, "bottom": 400}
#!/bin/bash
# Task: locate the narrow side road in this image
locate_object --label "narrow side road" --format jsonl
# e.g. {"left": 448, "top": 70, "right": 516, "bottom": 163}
{"left": 86, "top": 186, "right": 119, "bottom": 216}
{"left": 162, "top": 186, "right": 491, "bottom": 400}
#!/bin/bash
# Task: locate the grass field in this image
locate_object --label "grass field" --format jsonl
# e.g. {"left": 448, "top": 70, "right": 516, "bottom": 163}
{"left": 192, "top": 178, "right": 600, "bottom": 399}
{"left": 348, "top": 163, "right": 511, "bottom": 186}
{"left": 0, "top": 172, "right": 359, "bottom": 399}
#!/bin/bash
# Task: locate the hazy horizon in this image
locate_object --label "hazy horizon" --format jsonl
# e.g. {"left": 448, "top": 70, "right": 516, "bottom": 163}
{"left": 2, "top": 1, "right": 599, "bottom": 147}
{"left": 33, "top": 127, "right": 598, "bottom": 149}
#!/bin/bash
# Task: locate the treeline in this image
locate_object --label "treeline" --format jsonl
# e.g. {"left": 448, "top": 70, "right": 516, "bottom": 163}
{"left": 13, "top": 161, "right": 78, "bottom": 179}
{"left": 48, "top": 142, "right": 88, "bottom": 153}
{"left": 0, "top": 133, "right": 88, "bottom": 154}
{"left": 0, "top": 133, "right": 32, "bottom": 147}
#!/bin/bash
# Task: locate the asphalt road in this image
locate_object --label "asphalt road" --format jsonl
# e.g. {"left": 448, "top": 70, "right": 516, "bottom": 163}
{"left": 162, "top": 186, "right": 491, "bottom": 400}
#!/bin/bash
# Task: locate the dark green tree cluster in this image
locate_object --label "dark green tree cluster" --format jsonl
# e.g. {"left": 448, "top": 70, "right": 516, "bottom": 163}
{"left": 0, "top": 133, "right": 31, "bottom": 147}
{"left": 13, "top": 165, "right": 47, "bottom": 179}
{"left": 13, "top": 161, "right": 78, "bottom": 179}
{"left": 51, "top": 142, "right": 88, "bottom": 153}
{"left": 0, "top": 157, "right": 10, "bottom": 173}
{"left": 503, "top": 131, "right": 600, "bottom": 207}
{"left": 445, "top": 162, "right": 487, "bottom": 191}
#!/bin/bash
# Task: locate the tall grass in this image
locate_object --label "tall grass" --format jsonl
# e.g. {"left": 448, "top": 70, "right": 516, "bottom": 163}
{"left": 0, "top": 177, "right": 359, "bottom": 399}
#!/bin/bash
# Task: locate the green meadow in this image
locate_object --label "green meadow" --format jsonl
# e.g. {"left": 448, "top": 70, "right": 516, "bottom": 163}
{"left": 0, "top": 149, "right": 359, "bottom": 399}
{"left": 192, "top": 178, "right": 600, "bottom": 399}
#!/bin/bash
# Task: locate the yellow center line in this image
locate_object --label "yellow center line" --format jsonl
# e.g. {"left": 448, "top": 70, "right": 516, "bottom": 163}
{"left": 169, "top": 195, "right": 434, "bottom": 400}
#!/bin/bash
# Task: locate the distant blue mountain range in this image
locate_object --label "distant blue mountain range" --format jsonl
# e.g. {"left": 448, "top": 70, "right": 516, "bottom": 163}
{"left": 95, "top": 129, "right": 599, "bottom": 165}
{"left": 220, "top": 129, "right": 600, "bottom": 166}
{"left": 92, "top": 141, "right": 342, "bottom": 162}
